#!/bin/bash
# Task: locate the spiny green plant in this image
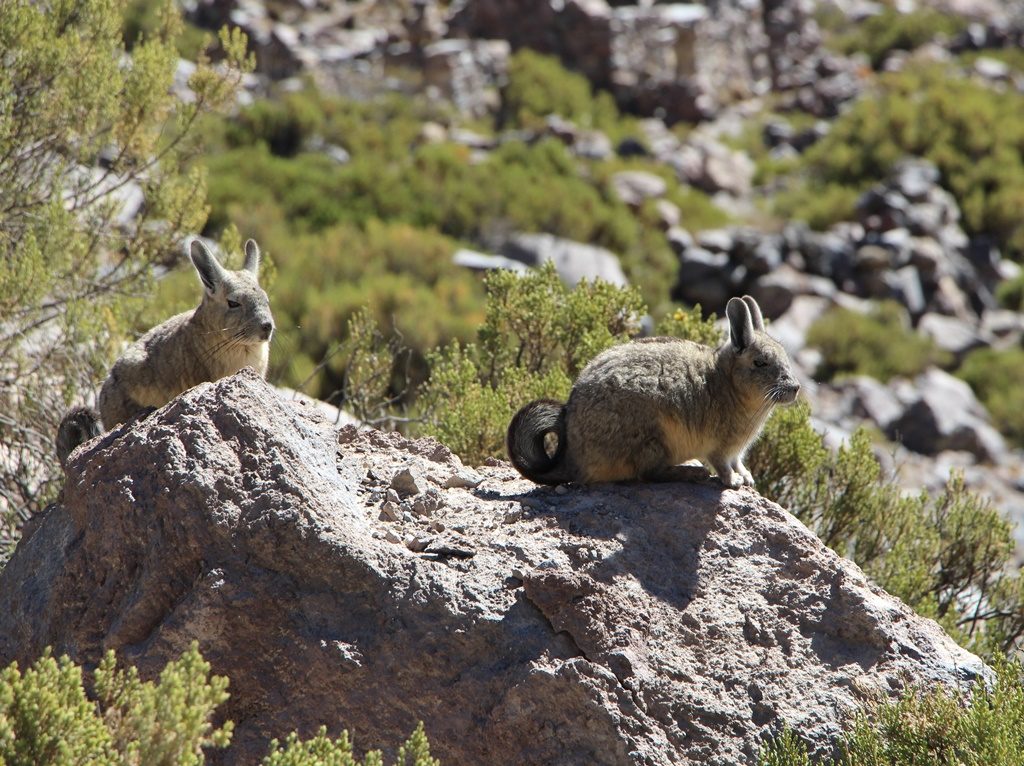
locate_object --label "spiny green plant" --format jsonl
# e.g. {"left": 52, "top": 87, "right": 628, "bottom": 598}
{"left": 829, "top": 7, "right": 967, "bottom": 69}
{"left": 759, "top": 658, "right": 1024, "bottom": 766}
{"left": 778, "top": 62, "right": 1024, "bottom": 255}
{"left": 957, "top": 347, "right": 1024, "bottom": 449}
{"left": 501, "top": 49, "right": 627, "bottom": 139}
{"left": 759, "top": 726, "right": 812, "bottom": 766}
{"left": 0, "top": 642, "right": 232, "bottom": 765}
{"left": 0, "top": 644, "right": 442, "bottom": 766}
{"left": 262, "top": 722, "right": 439, "bottom": 766}
{"left": 805, "top": 301, "right": 950, "bottom": 382}
{"left": 748, "top": 402, "right": 1024, "bottom": 653}
{"left": 414, "top": 262, "right": 646, "bottom": 464}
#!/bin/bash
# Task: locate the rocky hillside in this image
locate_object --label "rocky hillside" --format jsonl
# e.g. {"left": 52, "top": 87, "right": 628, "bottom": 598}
{"left": 139, "top": 0, "right": 1024, "bottom": 557}
{"left": 0, "top": 372, "right": 988, "bottom": 764}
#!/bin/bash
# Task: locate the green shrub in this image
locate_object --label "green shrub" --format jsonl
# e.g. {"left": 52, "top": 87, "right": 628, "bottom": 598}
{"left": 414, "top": 263, "right": 645, "bottom": 464}
{"left": 262, "top": 722, "right": 439, "bottom": 766}
{"left": 502, "top": 49, "right": 626, "bottom": 139}
{"left": 957, "top": 347, "right": 1024, "bottom": 448}
{"left": 230, "top": 94, "right": 326, "bottom": 157}
{"left": 653, "top": 304, "right": 723, "bottom": 346}
{"left": 771, "top": 182, "right": 859, "bottom": 232}
{"left": 122, "top": 0, "right": 211, "bottom": 60}
{"left": 759, "top": 658, "right": 1024, "bottom": 766}
{"left": 790, "top": 63, "right": 1024, "bottom": 256}
{"left": 202, "top": 134, "right": 678, "bottom": 296}
{"left": 0, "top": 643, "right": 232, "bottom": 764}
{"left": 749, "top": 402, "right": 1024, "bottom": 652}
{"left": 0, "top": 0, "right": 249, "bottom": 565}
{"left": 996, "top": 271, "right": 1024, "bottom": 311}
{"left": 309, "top": 267, "right": 720, "bottom": 460}
{"left": 806, "top": 302, "right": 950, "bottom": 382}
{"left": 1, "top": 645, "right": 440, "bottom": 766}
{"left": 759, "top": 727, "right": 812, "bottom": 766}
{"left": 199, "top": 78, "right": 698, "bottom": 309}
{"left": 268, "top": 220, "right": 483, "bottom": 400}
{"left": 830, "top": 8, "right": 967, "bottom": 69}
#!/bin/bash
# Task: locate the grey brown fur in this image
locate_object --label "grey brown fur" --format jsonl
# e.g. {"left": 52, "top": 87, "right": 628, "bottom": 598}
{"left": 55, "top": 238, "right": 274, "bottom": 468}
{"left": 507, "top": 296, "right": 800, "bottom": 487}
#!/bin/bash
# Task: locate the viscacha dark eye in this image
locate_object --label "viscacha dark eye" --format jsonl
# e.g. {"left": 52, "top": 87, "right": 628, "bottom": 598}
{"left": 754, "top": 359, "right": 768, "bottom": 368}
{"left": 227, "top": 299, "right": 240, "bottom": 309}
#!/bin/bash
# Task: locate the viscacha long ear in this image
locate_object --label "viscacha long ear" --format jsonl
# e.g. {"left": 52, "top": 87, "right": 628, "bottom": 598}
{"left": 243, "top": 239, "right": 261, "bottom": 276}
{"left": 726, "top": 296, "right": 755, "bottom": 352}
{"left": 189, "top": 238, "right": 225, "bottom": 295}
{"left": 741, "top": 295, "right": 765, "bottom": 331}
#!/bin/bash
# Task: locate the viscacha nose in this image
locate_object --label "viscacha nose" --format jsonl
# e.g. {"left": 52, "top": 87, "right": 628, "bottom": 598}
{"left": 261, "top": 321, "right": 274, "bottom": 340}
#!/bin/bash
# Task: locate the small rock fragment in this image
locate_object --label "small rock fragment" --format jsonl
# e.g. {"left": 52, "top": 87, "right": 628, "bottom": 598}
{"left": 404, "top": 534, "right": 431, "bottom": 553}
{"left": 444, "top": 469, "right": 484, "bottom": 489}
{"left": 391, "top": 467, "right": 427, "bottom": 497}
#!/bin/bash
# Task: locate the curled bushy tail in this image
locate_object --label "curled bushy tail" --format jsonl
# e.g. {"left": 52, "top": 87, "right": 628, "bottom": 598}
{"left": 56, "top": 406, "right": 102, "bottom": 470}
{"left": 506, "top": 399, "right": 574, "bottom": 485}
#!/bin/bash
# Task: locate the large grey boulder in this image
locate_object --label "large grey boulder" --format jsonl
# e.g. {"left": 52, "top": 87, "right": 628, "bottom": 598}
{"left": 500, "top": 233, "right": 628, "bottom": 287}
{"left": 917, "top": 312, "right": 990, "bottom": 362}
{"left": 749, "top": 265, "right": 837, "bottom": 319}
{"left": 0, "top": 371, "right": 987, "bottom": 765}
{"left": 888, "top": 368, "right": 1007, "bottom": 462}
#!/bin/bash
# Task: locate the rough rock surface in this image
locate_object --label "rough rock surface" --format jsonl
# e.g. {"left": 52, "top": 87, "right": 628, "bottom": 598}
{"left": 0, "top": 371, "right": 988, "bottom": 765}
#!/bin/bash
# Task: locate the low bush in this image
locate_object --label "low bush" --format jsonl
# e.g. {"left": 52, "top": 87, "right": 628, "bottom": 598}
{"left": 830, "top": 7, "right": 967, "bottom": 69}
{"left": 501, "top": 49, "right": 627, "bottom": 139}
{"left": 771, "top": 182, "right": 859, "bottom": 232}
{"left": 122, "top": 0, "right": 211, "bottom": 59}
{"left": 805, "top": 301, "right": 949, "bottom": 382}
{"left": 749, "top": 402, "right": 1024, "bottom": 652}
{"left": 759, "top": 658, "right": 1024, "bottom": 766}
{"left": 413, "top": 263, "right": 647, "bottom": 464}
{"left": 957, "top": 347, "right": 1024, "bottom": 448}
{"left": 789, "top": 63, "right": 1024, "bottom": 256}
{"left": 1, "top": 645, "right": 440, "bottom": 766}
{"left": 202, "top": 132, "right": 681, "bottom": 306}
{"left": 0, "top": 643, "right": 232, "bottom": 764}
{"left": 996, "top": 271, "right": 1024, "bottom": 311}
{"left": 262, "top": 722, "right": 439, "bottom": 766}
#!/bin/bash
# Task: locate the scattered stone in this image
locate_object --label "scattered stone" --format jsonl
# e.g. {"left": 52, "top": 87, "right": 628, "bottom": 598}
{"left": 572, "top": 130, "right": 614, "bottom": 160}
{"left": 672, "top": 135, "right": 755, "bottom": 197}
{"left": 412, "top": 488, "right": 445, "bottom": 517}
{"left": 917, "top": 313, "right": 989, "bottom": 361}
{"left": 666, "top": 226, "right": 695, "bottom": 255}
{"left": 769, "top": 296, "right": 832, "bottom": 355}
{"left": 891, "top": 159, "right": 940, "bottom": 202}
{"left": 981, "top": 309, "right": 1024, "bottom": 349}
{"left": 404, "top": 533, "right": 431, "bottom": 552}
{"left": 452, "top": 249, "right": 530, "bottom": 274}
{"left": 391, "top": 466, "right": 428, "bottom": 498}
{"left": 610, "top": 170, "right": 667, "bottom": 207}
{"left": 750, "top": 265, "right": 837, "bottom": 319}
{"left": 882, "top": 265, "right": 926, "bottom": 316}
{"left": 697, "top": 228, "right": 735, "bottom": 254}
{"left": 654, "top": 199, "right": 681, "bottom": 229}
{"left": 888, "top": 368, "right": 1007, "bottom": 462}
{"left": 973, "top": 56, "right": 1011, "bottom": 81}
{"left": 500, "top": 233, "right": 629, "bottom": 287}
{"left": 444, "top": 469, "right": 484, "bottom": 489}
{"left": 841, "top": 376, "right": 905, "bottom": 431}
